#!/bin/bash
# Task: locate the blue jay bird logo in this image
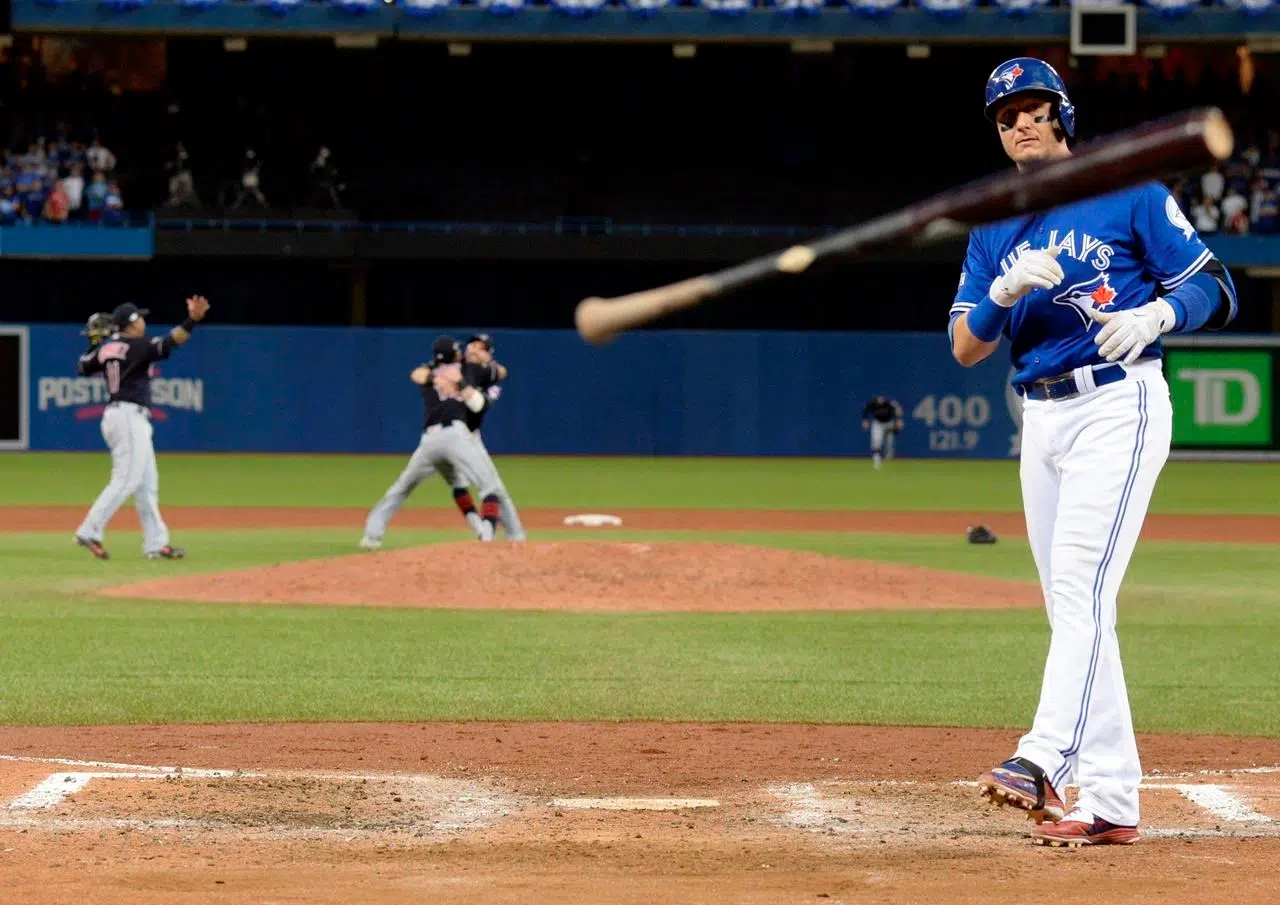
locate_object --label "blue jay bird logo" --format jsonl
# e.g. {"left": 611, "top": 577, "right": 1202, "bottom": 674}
{"left": 994, "top": 64, "right": 1024, "bottom": 90}
{"left": 1053, "top": 273, "right": 1118, "bottom": 327}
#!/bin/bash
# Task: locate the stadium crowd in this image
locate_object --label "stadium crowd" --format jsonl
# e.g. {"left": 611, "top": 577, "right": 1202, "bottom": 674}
{"left": 1, "top": 36, "right": 1278, "bottom": 232}
{"left": 0, "top": 130, "right": 125, "bottom": 225}
{"left": 1170, "top": 132, "right": 1280, "bottom": 236}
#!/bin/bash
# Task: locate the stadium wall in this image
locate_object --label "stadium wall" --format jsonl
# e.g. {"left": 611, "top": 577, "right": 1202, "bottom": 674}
{"left": 14, "top": 325, "right": 1024, "bottom": 458}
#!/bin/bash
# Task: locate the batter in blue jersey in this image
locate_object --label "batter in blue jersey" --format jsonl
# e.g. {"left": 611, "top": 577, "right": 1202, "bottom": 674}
{"left": 951, "top": 59, "right": 1238, "bottom": 848}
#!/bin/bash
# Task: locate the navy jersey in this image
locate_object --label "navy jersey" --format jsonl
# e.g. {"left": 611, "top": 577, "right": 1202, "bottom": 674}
{"left": 949, "top": 181, "right": 1234, "bottom": 385}
{"left": 462, "top": 361, "right": 503, "bottom": 432}
{"left": 76, "top": 334, "right": 176, "bottom": 407}
{"left": 862, "top": 397, "right": 902, "bottom": 425}
{"left": 420, "top": 363, "right": 474, "bottom": 430}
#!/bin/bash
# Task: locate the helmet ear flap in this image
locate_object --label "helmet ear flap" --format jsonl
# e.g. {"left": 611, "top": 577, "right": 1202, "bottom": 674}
{"left": 1055, "top": 95, "right": 1076, "bottom": 139}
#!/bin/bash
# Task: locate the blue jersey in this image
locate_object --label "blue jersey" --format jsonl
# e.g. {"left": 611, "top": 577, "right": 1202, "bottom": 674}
{"left": 949, "top": 181, "right": 1216, "bottom": 385}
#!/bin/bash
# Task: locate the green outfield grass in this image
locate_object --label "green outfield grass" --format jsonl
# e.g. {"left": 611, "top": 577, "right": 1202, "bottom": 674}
{"left": 0, "top": 526, "right": 1277, "bottom": 734}
{"left": 3, "top": 452, "right": 1280, "bottom": 513}
{"left": 0, "top": 453, "right": 1277, "bottom": 735}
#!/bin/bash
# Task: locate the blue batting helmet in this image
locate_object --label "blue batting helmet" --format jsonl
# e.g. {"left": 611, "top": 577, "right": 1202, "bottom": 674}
{"left": 983, "top": 57, "right": 1075, "bottom": 139}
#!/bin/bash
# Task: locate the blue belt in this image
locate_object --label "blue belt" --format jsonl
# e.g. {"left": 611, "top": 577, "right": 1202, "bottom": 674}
{"left": 1018, "top": 364, "right": 1128, "bottom": 401}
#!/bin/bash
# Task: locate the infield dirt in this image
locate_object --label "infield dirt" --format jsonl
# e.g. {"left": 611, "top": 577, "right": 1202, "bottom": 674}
{"left": 4, "top": 505, "right": 1278, "bottom": 903}
{"left": 1, "top": 723, "right": 1277, "bottom": 905}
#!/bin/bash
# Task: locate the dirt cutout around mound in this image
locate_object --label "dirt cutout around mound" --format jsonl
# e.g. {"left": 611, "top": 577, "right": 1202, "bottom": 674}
{"left": 6, "top": 504, "right": 1280, "bottom": 542}
{"left": 100, "top": 541, "right": 1039, "bottom": 611}
{"left": 1, "top": 723, "right": 1278, "bottom": 905}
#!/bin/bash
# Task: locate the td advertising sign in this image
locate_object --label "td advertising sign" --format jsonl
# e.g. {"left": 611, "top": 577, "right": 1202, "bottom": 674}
{"left": 1166, "top": 349, "right": 1273, "bottom": 448}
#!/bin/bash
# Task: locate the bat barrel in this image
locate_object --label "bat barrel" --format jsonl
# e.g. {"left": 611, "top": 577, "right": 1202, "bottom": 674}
{"left": 575, "top": 107, "right": 1233, "bottom": 344}
{"left": 907, "top": 106, "right": 1233, "bottom": 237}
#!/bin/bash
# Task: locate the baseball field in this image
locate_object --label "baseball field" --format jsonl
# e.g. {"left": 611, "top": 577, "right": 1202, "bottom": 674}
{"left": 1, "top": 452, "right": 1278, "bottom": 904}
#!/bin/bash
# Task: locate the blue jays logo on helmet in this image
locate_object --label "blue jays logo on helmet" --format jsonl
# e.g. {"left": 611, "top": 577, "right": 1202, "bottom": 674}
{"left": 983, "top": 57, "right": 1076, "bottom": 139}
{"left": 993, "top": 63, "right": 1024, "bottom": 91}
{"left": 1052, "top": 272, "right": 1117, "bottom": 327}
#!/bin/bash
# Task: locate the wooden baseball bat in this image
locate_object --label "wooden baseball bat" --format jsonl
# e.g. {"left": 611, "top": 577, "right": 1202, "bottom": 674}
{"left": 575, "top": 107, "right": 1233, "bottom": 345}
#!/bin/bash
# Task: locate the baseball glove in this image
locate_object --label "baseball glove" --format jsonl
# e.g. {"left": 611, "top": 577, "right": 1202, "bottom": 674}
{"left": 966, "top": 524, "right": 998, "bottom": 545}
{"left": 81, "top": 312, "right": 116, "bottom": 347}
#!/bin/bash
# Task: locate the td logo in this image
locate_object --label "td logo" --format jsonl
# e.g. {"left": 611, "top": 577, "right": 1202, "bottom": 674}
{"left": 1167, "top": 350, "right": 1272, "bottom": 447}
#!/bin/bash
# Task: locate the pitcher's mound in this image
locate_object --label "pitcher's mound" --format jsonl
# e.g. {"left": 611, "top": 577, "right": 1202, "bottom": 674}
{"left": 101, "top": 542, "right": 1037, "bottom": 612}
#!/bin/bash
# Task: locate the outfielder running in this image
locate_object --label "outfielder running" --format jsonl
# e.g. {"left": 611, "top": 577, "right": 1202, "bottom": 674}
{"left": 74, "top": 297, "right": 212, "bottom": 560}
{"left": 360, "top": 336, "right": 517, "bottom": 548}
{"left": 860, "top": 395, "right": 903, "bottom": 469}
{"left": 952, "top": 58, "right": 1237, "bottom": 847}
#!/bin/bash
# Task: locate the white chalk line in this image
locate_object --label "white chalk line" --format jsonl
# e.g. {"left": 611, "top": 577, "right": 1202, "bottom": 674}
{"left": 8, "top": 772, "right": 162, "bottom": 810}
{"left": 1, "top": 755, "right": 517, "bottom": 839}
{"left": 1147, "top": 765, "right": 1280, "bottom": 778}
{"left": 549, "top": 798, "right": 721, "bottom": 811}
{"left": 0, "top": 753, "right": 407, "bottom": 781}
{"left": 3, "top": 754, "right": 1278, "bottom": 841}
{"left": 0, "top": 813, "right": 499, "bottom": 841}
{"left": 1144, "top": 827, "right": 1279, "bottom": 839}
{"left": 766, "top": 782, "right": 868, "bottom": 833}
{"left": 5, "top": 753, "right": 1274, "bottom": 784}
{"left": 1157, "top": 784, "right": 1273, "bottom": 824}
{"left": 767, "top": 776, "right": 1280, "bottom": 840}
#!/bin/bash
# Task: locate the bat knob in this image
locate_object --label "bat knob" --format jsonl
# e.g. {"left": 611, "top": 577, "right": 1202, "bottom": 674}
{"left": 575, "top": 297, "right": 617, "bottom": 346}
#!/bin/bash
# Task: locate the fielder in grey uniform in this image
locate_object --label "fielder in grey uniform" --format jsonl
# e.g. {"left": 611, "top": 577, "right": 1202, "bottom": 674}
{"left": 861, "top": 395, "right": 904, "bottom": 469}
{"left": 73, "top": 297, "right": 211, "bottom": 560}
{"left": 360, "top": 336, "right": 513, "bottom": 548}
{"left": 461, "top": 333, "right": 526, "bottom": 541}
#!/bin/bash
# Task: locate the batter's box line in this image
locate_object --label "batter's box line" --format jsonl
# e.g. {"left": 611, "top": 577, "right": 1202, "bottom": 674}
{"left": 779, "top": 777, "right": 1275, "bottom": 827}
{"left": 1, "top": 755, "right": 520, "bottom": 839}
{"left": 0, "top": 753, "right": 238, "bottom": 779}
{"left": 1145, "top": 826, "right": 1280, "bottom": 839}
{"left": 9, "top": 771, "right": 164, "bottom": 810}
{"left": 1148, "top": 765, "right": 1280, "bottom": 778}
{"left": 0, "top": 753, "right": 472, "bottom": 784}
{"left": 0, "top": 813, "right": 503, "bottom": 841}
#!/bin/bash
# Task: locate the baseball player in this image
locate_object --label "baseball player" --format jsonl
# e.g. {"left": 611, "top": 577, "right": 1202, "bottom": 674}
{"left": 73, "top": 297, "right": 212, "bottom": 560}
{"left": 952, "top": 58, "right": 1238, "bottom": 847}
{"left": 860, "top": 395, "right": 904, "bottom": 468}
{"left": 462, "top": 333, "right": 526, "bottom": 541}
{"left": 360, "top": 336, "right": 512, "bottom": 547}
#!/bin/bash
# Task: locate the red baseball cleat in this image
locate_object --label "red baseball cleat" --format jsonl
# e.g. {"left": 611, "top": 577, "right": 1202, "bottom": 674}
{"left": 1031, "top": 810, "right": 1140, "bottom": 847}
{"left": 978, "top": 757, "right": 1067, "bottom": 824}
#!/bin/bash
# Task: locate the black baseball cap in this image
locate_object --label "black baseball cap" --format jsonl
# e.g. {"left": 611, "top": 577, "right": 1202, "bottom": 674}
{"left": 110, "top": 302, "right": 149, "bottom": 327}
{"left": 466, "top": 333, "right": 494, "bottom": 351}
{"left": 431, "top": 335, "right": 460, "bottom": 364}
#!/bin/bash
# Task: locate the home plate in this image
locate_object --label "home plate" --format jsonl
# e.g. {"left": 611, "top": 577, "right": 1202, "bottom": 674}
{"left": 549, "top": 797, "right": 720, "bottom": 811}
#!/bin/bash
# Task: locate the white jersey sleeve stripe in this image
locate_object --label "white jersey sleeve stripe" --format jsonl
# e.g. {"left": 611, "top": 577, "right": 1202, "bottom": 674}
{"left": 1161, "top": 247, "right": 1213, "bottom": 291}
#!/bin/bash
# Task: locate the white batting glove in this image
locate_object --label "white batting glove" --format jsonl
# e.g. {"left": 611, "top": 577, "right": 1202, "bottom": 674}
{"left": 988, "top": 247, "right": 1065, "bottom": 307}
{"left": 1089, "top": 298, "right": 1177, "bottom": 364}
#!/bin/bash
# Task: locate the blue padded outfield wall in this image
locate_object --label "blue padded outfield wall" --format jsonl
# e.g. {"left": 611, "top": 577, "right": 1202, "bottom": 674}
{"left": 22, "top": 324, "right": 1029, "bottom": 458}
